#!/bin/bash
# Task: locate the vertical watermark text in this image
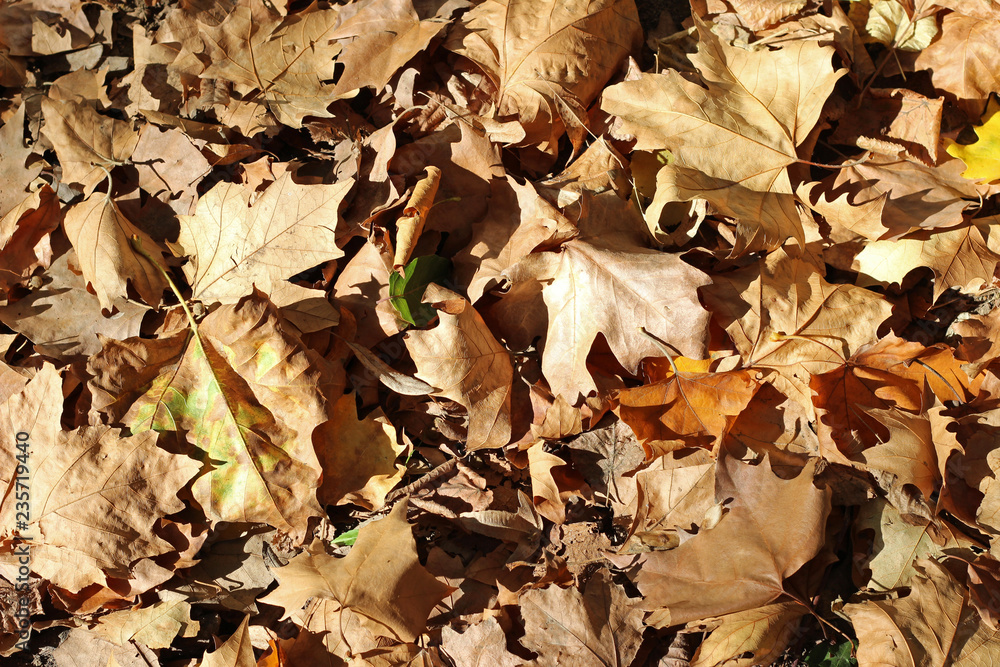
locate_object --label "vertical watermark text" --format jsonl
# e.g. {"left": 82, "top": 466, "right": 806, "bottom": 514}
{"left": 13, "top": 430, "right": 32, "bottom": 651}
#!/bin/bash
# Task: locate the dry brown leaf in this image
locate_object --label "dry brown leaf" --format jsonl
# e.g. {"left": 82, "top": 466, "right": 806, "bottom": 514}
{"left": 649, "top": 164, "right": 805, "bottom": 254}
{"left": 625, "top": 450, "right": 716, "bottom": 553}
{"left": 519, "top": 571, "right": 644, "bottom": 667}
{"left": 91, "top": 290, "right": 334, "bottom": 543}
{"left": 446, "top": 0, "right": 641, "bottom": 152}
{"left": 453, "top": 175, "right": 578, "bottom": 304}
{"left": 915, "top": 13, "right": 1000, "bottom": 119}
{"left": 855, "top": 222, "right": 1000, "bottom": 301}
{"left": 4, "top": 424, "right": 200, "bottom": 592}
{"left": 405, "top": 284, "right": 513, "bottom": 451}
{"left": 617, "top": 364, "right": 759, "bottom": 452}
{"left": 0, "top": 103, "right": 41, "bottom": 219}
{"left": 201, "top": 614, "right": 255, "bottom": 667}
{"left": 853, "top": 498, "right": 972, "bottom": 592}
{"left": 526, "top": 442, "right": 590, "bottom": 524}
{"left": 314, "top": 393, "right": 406, "bottom": 510}
{"left": 0, "top": 364, "right": 62, "bottom": 542}
{"left": 0, "top": 249, "right": 147, "bottom": 359}
{"left": 796, "top": 182, "right": 889, "bottom": 243}
{"left": 729, "top": 0, "right": 806, "bottom": 30}
{"left": 90, "top": 600, "right": 198, "bottom": 650}
{"left": 602, "top": 17, "right": 842, "bottom": 192}
{"left": 41, "top": 97, "right": 139, "bottom": 195}
{"left": 830, "top": 88, "right": 943, "bottom": 165}
{"left": 635, "top": 455, "right": 831, "bottom": 627}
{"left": 440, "top": 617, "right": 521, "bottom": 667}
{"left": 199, "top": 2, "right": 343, "bottom": 128}
{"left": 177, "top": 171, "right": 353, "bottom": 306}
{"left": 63, "top": 190, "right": 166, "bottom": 311}
{"left": 702, "top": 248, "right": 892, "bottom": 403}
{"left": 502, "top": 231, "right": 711, "bottom": 403}
{"left": 260, "top": 501, "right": 452, "bottom": 642}
{"left": 845, "top": 559, "right": 1000, "bottom": 667}
{"left": 691, "top": 600, "right": 809, "bottom": 667}
{"left": 329, "top": 0, "right": 449, "bottom": 99}
{"left": 832, "top": 154, "right": 988, "bottom": 233}
{"left": 0, "top": 185, "right": 61, "bottom": 294}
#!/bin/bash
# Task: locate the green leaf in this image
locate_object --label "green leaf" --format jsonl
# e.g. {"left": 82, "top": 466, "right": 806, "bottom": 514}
{"left": 389, "top": 255, "right": 453, "bottom": 327}
{"left": 331, "top": 527, "right": 359, "bottom": 547}
{"left": 806, "top": 640, "right": 857, "bottom": 667}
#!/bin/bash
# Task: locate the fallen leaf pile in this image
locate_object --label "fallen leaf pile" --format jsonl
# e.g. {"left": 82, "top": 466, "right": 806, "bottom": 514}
{"left": 6, "top": 0, "right": 1000, "bottom": 665}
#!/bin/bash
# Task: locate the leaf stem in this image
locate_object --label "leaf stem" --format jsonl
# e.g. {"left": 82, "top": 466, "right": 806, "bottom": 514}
{"left": 129, "top": 235, "right": 204, "bottom": 341}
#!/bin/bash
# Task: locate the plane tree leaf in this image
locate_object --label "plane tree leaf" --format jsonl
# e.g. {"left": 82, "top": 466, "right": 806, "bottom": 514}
{"left": 40, "top": 97, "right": 139, "bottom": 195}
{"left": 259, "top": 501, "right": 452, "bottom": 642}
{"left": 602, "top": 17, "right": 843, "bottom": 192}
{"left": 845, "top": 559, "right": 1000, "bottom": 667}
{"left": 176, "top": 172, "right": 353, "bottom": 306}
{"left": 4, "top": 425, "right": 200, "bottom": 592}
{"left": 404, "top": 284, "right": 513, "bottom": 451}
{"left": 446, "top": 0, "right": 642, "bottom": 152}
{"left": 702, "top": 248, "right": 893, "bottom": 403}
{"left": 63, "top": 190, "right": 167, "bottom": 311}
{"left": 617, "top": 365, "right": 760, "bottom": 452}
{"left": 503, "top": 231, "right": 712, "bottom": 403}
{"left": 634, "top": 455, "right": 831, "bottom": 627}
{"left": 90, "top": 289, "right": 333, "bottom": 544}
{"left": 519, "top": 571, "right": 645, "bottom": 667}
{"left": 199, "top": 2, "right": 344, "bottom": 128}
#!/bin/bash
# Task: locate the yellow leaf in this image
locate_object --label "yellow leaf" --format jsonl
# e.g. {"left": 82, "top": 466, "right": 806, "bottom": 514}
{"left": 948, "top": 106, "right": 1000, "bottom": 182}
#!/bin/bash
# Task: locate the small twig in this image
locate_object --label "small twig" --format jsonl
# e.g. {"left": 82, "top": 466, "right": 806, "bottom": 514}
{"left": 385, "top": 457, "right": 461, "bottom": 504}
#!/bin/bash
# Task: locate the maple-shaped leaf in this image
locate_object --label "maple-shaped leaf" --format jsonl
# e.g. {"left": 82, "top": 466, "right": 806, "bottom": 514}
{"left": 260, "top": 501, "right": 452, "bottom": 642}
{"left": 453, "top": 175, "right": 578, "bottom": 304}
{"left": 702, "top": 248, "right": 892, "bottom": 403}
{"left": 329, "top": 0, "right": 450, "bottom": 98}
{"left": 314, "top": 393, "right": 406, "bottom": 510}
{"left": 692, "top": 601, "right": 810, "bottom": 667}
{"left": 503, "top": 230, "right": 711, "bottom": 403}
{"left": 854, "top": 409, "right": 939, "bottom": 506}
{"left": 0, "top": 364, "right": 63, "bottom": 542}
{"left": 915, "top": 13, "right": 1000, "bottom": 118}
{"left": 92, "top": 290, "right": 333, "bottom": 543}
{"left": 858, "top": 0, "right": 939, "bottom": 52}
{"left": 845, "top": 559, "right": 1000, "bottom": 667}
{"left": 441, "top": 617, "right": 521, "bottom": 667}
{"left": 832, "top": 153, "right": 988, "bottom": 233}
{"left": 853, "top": 498, "right": 972, "bottom": 592}
{"left": 854, "top": 222, "right": 1000, "bottom": 301}
{"left": 519, "top": 571, "right": 644, "bottom": 667}
{"left": 634, "top": 455, "right": 831, "bottom": 627}
{"left": 2, "top": 425, "right": 199, "bottom": 593}
{"left": 617, "top": 363, "right": 760, "bottom": 452}
{"left": 446, "top": 0, "right": 642, "bottom": 152}
{"left": 40, "top": 97, "right": 139, "bottom": 195}
{"left": 176, "top": 172, "right": 353, "bottom": 306}
{"left": 627, "top": 451, "right": 716, "bottom": 550}
{"left": 405, "top": 284, "right": 513, "bottom": 451}
{"left": 602, "top": 17, "right": 842, "bottom": 192}
{"left": 63, "top": 190, "right": 167, "bottom": 310}
{"left": 199, "top": 2, "right": 343, "bottom": 128}
{"left": 0, "top": 249, "right": 147, "bottom": 359}
{"left": 812, "top": 335, "right": 971, "bottom": 454}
